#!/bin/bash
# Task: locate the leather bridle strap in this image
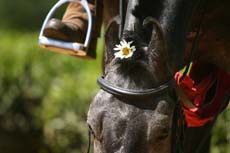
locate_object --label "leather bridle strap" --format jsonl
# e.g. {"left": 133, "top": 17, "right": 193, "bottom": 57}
{"left": 179, "top": 0, "right": 207, "bottom": 82}
{"left": 86, "top": 126, "right": 92, "bottom": 153}
{"left": 119, "top": 0, "right": 125, "bottom": 39}
{"left": 97, "top": 76, "right": 175, "bottom": 99}
{"left": 172, "top": 98, "right": 185, "bottom": 153}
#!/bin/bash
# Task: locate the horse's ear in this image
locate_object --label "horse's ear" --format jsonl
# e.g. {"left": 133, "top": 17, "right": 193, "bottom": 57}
{"left": 103, "top": 16, "right": 120, "bottom": 73}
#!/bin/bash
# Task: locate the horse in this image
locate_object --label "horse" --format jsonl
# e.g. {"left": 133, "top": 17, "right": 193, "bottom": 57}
{"left": 87, "top": 0, "right": 230, "bottom": 152}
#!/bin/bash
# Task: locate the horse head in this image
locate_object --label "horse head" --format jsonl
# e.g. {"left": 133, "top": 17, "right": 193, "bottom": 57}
{"left": 86, "top": 0, "right": 220, "bottom": 152}
{"left": 87, "top": 16, "right": 176, "bottom": 153}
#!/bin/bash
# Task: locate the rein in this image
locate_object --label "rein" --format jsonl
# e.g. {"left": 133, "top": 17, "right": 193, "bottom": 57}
{"left": 180, "top": 0, "right": 208, "bottom": 82}
{"left": 86, "top": 126, "right": 92, "bottom": 153}
{"left": 172, "top": 97, "right": 185, "bottom": 153}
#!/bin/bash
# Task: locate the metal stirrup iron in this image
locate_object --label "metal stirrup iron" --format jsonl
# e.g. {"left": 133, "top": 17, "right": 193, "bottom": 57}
{"left": 38, "top": 0, "right": 93, "bottom": 58}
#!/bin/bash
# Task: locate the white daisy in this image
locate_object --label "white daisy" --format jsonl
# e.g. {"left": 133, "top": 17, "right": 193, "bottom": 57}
{"left": 113, "top": 40, "right": 136, "bottom": 59}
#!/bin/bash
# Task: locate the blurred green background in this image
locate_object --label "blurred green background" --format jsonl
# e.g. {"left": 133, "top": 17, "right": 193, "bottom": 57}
{"left": 0, "top": 0, "right": 229, "bottom": 153}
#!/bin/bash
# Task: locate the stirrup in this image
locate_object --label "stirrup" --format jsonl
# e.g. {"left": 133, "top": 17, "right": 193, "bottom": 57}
{"left": 38, "top": 0, "right": 93, "bottom": 59}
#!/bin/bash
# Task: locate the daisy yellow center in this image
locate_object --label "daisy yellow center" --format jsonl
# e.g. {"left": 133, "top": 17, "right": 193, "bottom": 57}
{"left": 122, "top": 47, "right": 130, "bottom": 55}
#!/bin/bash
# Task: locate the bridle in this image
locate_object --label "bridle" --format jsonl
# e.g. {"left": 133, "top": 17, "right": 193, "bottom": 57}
{"left": 97, "top": 76, "right": 175, "bottom": 99}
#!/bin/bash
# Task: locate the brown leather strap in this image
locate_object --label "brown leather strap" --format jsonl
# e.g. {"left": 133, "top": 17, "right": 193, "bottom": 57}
{"left": 94, "top": 0, "right": 103, "bottom": 38}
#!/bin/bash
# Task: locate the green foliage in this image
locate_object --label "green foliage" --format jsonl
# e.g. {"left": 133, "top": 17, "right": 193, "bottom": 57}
{"left": 0, "top": 30, "right": 103, "bottom": 153}
{"left": 0, "top": 0, "right": 54, "bottom": 30}
{"left": 211, "top": 108, "right": 230, "bottom": 153}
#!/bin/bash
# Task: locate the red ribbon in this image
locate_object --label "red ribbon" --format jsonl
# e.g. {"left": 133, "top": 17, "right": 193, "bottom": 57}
{"left": 175, "top": 69, "right": 230, "bottom": 127}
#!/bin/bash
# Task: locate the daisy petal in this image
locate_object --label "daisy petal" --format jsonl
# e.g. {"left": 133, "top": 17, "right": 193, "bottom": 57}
{"left": 113, "top": 47, "right": 121, "bottom": 51}
{"left": 114, "top": 39, "right": 136, "bottom": 59}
